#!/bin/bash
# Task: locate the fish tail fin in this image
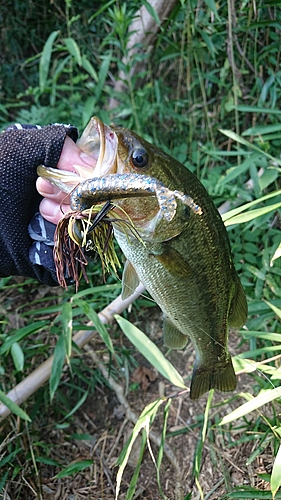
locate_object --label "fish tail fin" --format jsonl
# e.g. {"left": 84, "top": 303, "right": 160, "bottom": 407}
{"left": 190, "top": 356, "right": 237, "bottom": 400}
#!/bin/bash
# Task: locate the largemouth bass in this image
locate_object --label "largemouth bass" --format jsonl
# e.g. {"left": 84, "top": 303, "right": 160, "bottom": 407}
{"left": 38, "top": 117, "right": 248, "bottom": 399}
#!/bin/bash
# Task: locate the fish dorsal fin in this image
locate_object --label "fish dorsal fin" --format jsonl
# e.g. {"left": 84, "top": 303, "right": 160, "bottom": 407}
{"left": 150, "top": 246, "right": 191, "bottom": 278}
{"left": 121, "top": 260, "right": 140, "bottom": 300}
{"left": 163, "top": 317, "right": 188, "bottom": 349}
{"left": 228, "top": 275, "right": 248, "bottom": 328}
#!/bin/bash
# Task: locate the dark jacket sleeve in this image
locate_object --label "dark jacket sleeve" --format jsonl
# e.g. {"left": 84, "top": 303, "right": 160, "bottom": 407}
{"left": 0, "top": 124, "right": 78, "bottom": 285}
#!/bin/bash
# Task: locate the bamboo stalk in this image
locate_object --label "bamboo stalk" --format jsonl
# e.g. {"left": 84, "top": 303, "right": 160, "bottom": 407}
{"left": 0, "top": 284, "right": 146, "bottom": 422}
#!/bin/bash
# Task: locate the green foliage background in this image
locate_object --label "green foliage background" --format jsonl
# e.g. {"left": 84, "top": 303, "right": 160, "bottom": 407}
{"left": 0, "top": 0, "right": 281, "bottom": 498}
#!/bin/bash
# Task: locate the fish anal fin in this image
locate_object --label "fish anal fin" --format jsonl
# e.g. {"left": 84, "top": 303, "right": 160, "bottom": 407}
{"left": 163, "top": 317, "right": 188, "bottom": 349}
{"left": 190, "top": 356, "right": 237, "bottom": 400}
{"left": 229, "top": 275, "right": 248, "bottom": 328}
{"left": 150, "top": 247, "right": 191, "bottom": 278}
{"left": 121, "top": 260, "right": 140, "bottom": 300}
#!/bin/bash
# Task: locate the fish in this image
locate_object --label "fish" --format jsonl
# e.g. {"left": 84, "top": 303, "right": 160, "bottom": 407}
{"left": 38, "top": 117, "right": 248, "bottom": 399}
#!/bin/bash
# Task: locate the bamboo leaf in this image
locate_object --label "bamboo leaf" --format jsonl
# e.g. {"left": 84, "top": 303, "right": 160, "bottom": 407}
{"left": 0, "top": 391, "right": 31, "bottom": 422}
{"left": 220, "top": 388, "right": 281, "bottom": 425}
{"left": 10, "top": 342, "right": 24, "bottom": 372}
{"left": 63, "top": 37, "right": 82, "bottom": 66}
{"left": 115, "top": 399, "right": 164, "bottom": 499}
{"left": 115, "top": 315, "right": 186, "bottom": 389}
{"left": 219, "top": 129, "right": 281, "bottom": 166}
{"left": 55, "top": 459, "right": 93, "bottom": 478}
{"left": 142, "top": 0, "right": 161, "bottom": 25}
{"left": 221, "top": 190, "right": 281, "bottom": 222}
{"left": 224, "top": 202, "right": 281, "bottom": 226}
{"left": 0, "top": 321, "right": 47, "bottom": 355}
{"left": 39, "top": 30, "right": 59, "bottom": 91}
{"left": 62, "top": 301, "right": 73, "bottom": 360}
{"left": 81, "top": 55, "right": 98, "bottom": 81}
{"left": 50, "top": 334, "right": 66, "bottom": 401}
{"left": 271, "top": 243, "right": 281, "bottom": 266}
{"left": 74, "top": 299, "right": 114, "bottom": 353}
{"left": 271, "top": 444, "right": 281, "bottom": 498}
{"left": 264, "top": 300, "right": 281, "bottom": 320}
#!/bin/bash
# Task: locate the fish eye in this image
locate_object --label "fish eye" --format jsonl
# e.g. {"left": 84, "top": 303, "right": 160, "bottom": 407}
{"left": 131, "top": 148, "right": 149, "bottom": 168}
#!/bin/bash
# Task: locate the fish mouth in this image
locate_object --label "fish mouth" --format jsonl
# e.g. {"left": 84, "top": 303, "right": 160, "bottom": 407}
{"left": 37, "top": 117, "right": 118, "bottom": 193}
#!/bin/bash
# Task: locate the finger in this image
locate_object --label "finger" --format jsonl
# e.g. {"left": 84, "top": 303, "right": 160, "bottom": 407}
{"left": 56, "top": 136, "right": 96, "bottom": 172}
{"left": 36, "top": 177, "right": 71, "bottom": 203}
{"left": 39, "top": 198, "right": 70, "bottom": 225}
{"left": 37, "top": 136, "right": 96, "bottom": 199}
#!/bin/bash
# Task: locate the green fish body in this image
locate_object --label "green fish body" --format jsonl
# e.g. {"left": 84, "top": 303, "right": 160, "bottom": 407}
{"left": 39, "top": 118, "right": 248, "bottom": 399}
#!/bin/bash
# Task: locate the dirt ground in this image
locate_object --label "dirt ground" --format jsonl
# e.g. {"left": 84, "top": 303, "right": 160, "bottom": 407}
{"left": 0, "top": 284, "right": 275, "bottom": 500}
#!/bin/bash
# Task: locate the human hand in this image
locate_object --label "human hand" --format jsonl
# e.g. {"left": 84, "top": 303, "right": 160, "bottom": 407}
{"left": 37, "top": 136, "right": 96, "bottom": 225}
{"left": 0, "top": 123, "right": 93, "bottom": 285}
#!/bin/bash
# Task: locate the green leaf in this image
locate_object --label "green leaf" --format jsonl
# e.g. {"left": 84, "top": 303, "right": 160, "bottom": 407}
{"left": 0, "top": 390, "right": 31, "bottom": 422}
{"left": 10, "top": 342, "right": 24, "bottom": 372}
{"left": 219, "top": 388, "right": 281, "bottom": 425}
{"left": 62, "top": 390, "right": 89, "bottom": 421}
{"left": 81, "top": 55, "right": 98, "bottom": 81}
{"left": 39, "top": 30, "right": 59, "bottom": 91}
{"left": 55, "top": 459, "right": 93, "bottom": 478}
{"left": 264, "top": 300, "right": 281, "bottom": 320}
{"left": 142, "top": 0, "right": 161, "bottom": 25}
{"left": 219, "top": 129, "right": 281, "bottom": 166}
{"left": 125, "top": 430, "right": 147, "bottom": 500}
{"left": 228, "top": 105, "right": 281, "bottom": 115}
{"left": 226, "top": 489, "right": 281, "bottom": 498}
{"left": 217, "top": 156, "right": 257, "bottom": 186}
{"left": 221, "top": 189, "right": 281, "bottom": 222}
{"left": 204, "top": 0, "right": 221, "bottom": 20}
{"left": 94, "top": 53, "right": 111, "bottom": 102}
{"left": 63, "top": 37, "right": 82, "bottom": 66}
{"left": 50, "top": 334, "right": 66, "bottom": 401}
{"left": 116, "top": 399, "right": 164, "bottom": 499}
{"left": 224, "top": 201, "right": 281, "bottom": 226}
{"left": 271, "top": 243, "right": 281, "bottom": 266}
{"left": 62, "top": 301, "right": 73, "bottom": 360}
{"left": 74, "top": 299, "right": 114, "bottom": 353}
{"left": 242, "top": 123, "right": 281, "bottom": 136}
{"left": 0, "top": 321, "right": 47, "bottom": 355}
{"left": 271, "top": 444, "right": 281, "bottom": 498}
{"left": 115, "top": 315, "right": 186, "bottom": 389}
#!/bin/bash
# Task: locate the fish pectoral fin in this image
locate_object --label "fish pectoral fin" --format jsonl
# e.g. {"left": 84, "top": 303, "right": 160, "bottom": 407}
{"left": 163, "top": 317, "right": 188, "bottom": 349}
{"left": 150, "top": 246, "right": 191, "bottom": 278}
{"left": 228, "top": 275, "right": 248, "bottom": 328}
{"left": 121, "top": 260, "right": 140, "bottom": 300}
{"left": 190, "top": 356, "right": 237, "bottom": 400}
